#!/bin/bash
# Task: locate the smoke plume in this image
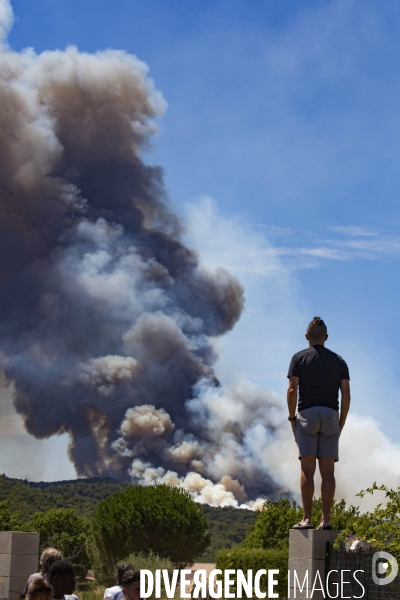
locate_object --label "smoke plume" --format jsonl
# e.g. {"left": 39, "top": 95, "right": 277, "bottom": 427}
{"left": 2, "top": 1, "right": 400, "bottom": 511}
{"left": 0, "top": 0, "right": 297, "bottom": 506}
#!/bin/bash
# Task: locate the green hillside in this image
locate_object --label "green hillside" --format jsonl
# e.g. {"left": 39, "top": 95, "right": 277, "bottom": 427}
{"left": 0, "top": 475, "right": 258, "bottom": 560}
{"left": 0, "top": 474, "right": 130, "bottom": 520}
{"left": 198, "top": 505, "right": 257, "bottom": 561}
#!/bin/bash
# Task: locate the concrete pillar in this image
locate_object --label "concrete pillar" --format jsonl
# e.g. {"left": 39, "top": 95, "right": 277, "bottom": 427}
{"left": 0, "top": 532, "right": 40, "bottom": 600}
{"left": 288, "top": 529, "right": 338, "bottom": 599}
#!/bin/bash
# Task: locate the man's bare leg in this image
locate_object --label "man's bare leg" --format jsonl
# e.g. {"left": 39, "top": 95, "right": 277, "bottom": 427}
{"left": 299, "top": 455, "right": 316, "bottom": 524}
{"left": 318, "top": 457, "right": 335, "bottom": 526}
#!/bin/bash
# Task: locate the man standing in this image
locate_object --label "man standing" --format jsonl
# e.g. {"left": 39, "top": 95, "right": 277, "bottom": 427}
{"left": 287, "top": 316, "right": 350, "bottom": 530}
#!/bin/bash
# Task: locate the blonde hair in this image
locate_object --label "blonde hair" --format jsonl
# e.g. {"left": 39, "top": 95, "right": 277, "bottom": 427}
{"left": 307, "top": 316, "right": 327, "bottom": 340}
{"left": 39, "top": 548, "right": 63, "bottom": 574}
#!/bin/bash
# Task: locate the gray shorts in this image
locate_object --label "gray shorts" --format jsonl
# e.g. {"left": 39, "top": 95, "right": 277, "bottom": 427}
{"left": 294, "top": 406, "right": 340, "bottom": 461}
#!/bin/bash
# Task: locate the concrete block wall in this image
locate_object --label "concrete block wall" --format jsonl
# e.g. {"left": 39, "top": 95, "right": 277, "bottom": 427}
{"left": 288, "top": 529, "right": 338, "bottom": 599}
{"left": 0, "top": 532, "right": 40, "bottom": 600}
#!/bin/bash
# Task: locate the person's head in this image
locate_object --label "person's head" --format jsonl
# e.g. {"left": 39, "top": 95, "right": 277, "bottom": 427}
{"left": 26, "top": 578, "right": 54, "bottom": 600}
{"left": 116, "top": 563, "right": 135, "bottom": 586}
{"left": 121, "top": 570, "right": 141, "bottom": 600}
{"left": 49, "top": 560, "right": 76, "bottom": 600}
{"left": 40, "top": 548, "right": 64, "bottom": 575}
{"left": 306, "top": 316, "right": 328, "bottom": 345}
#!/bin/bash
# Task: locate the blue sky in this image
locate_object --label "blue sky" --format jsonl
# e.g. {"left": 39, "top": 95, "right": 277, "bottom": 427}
{"left": 2, "top": 0, "right": 400, "bottom": 484}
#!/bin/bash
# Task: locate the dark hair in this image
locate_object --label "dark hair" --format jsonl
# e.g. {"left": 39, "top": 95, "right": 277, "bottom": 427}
{"left": 26, "top": 578, "right": 54, "bottom": 600}
{"left": 49, "top": 560, "right": 76, "bottom": 581}
{"left": 307, "top": 316, "right": 327, "bottom": 340}
{"left": 117, "top": 563, "right": 135, "bottom": 585}
{"left": 121, "top": 570, "right": 141, "bottom": 586}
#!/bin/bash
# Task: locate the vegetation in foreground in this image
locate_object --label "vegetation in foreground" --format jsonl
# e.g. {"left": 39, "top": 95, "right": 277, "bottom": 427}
{"left": 0, "top": 474, "right": 256, "bottom": 562}
{"left": 88, "top": 484, "right": 210, "bottom": 584}
{"left": 4, "top": 472, "right": 400, "bottom": 598}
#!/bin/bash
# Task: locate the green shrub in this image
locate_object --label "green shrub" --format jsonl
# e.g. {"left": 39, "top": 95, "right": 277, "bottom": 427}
{"left": 124, "top": 550, "right": 173, "bottom": 573}
{"left": 123, "top": 551, "right": 173, "bottom": 600}
{"left": 216, "top": 546, "right": 288, "bottom": 599}
{"left": 317, "top": 498, "right": 360, "bottom": 532}
{"left": 86, "top": 535, "right": 112, "bottom": 585}
{"left": 336, "top": 483, "right": 400, "bottom": 560}
{"left": 87, "top": 484, "right": 210, "bottom": 584}
{"left": 244, "top": 498, "right": 302, "bottom": 549}
{"left": 79, "top": 587, "right": 104, "bottom": 600}
{"left": 245, "top": 497, "right": 359, "bottom": 550}
{"left": 26, "top": 508, "right": 91, "bottom": 577}
{"left": 0, "top": 500, "right": 23, "bottom": 531}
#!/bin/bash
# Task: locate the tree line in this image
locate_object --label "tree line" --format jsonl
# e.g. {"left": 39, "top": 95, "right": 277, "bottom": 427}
{"left": 2, "top": 473, "right": 399, "bottom": 587}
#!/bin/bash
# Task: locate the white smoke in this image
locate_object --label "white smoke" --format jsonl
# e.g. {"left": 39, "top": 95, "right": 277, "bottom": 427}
{"left": 109, "top": 379, "right": 289, "bottom": 506}
{"left": 178, "top": 199, "right": 400, "bottom": 511}
{"left": 0, "top": 0, "right": 13, "bottom": 44}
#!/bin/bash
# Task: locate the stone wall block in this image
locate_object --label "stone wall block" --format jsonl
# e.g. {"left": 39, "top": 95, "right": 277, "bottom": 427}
{"left": 9, "top": 554, "right": 38, "bottom": 578}
{"left": 0, "top": 534, "right": 12, "bottom": 556}
{"left": 288, "top": 529, "right": 339, "bottom": 600}
{"left": 289, "top": 558, "right": 325, "bottom": 584}
{"left": 289, "top": 529, "right": 338, "bottom": 560}
{"left": 0, "top": 555, "right": 11, "bottom": 578}
{"left": 0, "top": 532, "right": 40, "bottom": 600}
{"left": 10, "top": 533, "right": 39, "bottom": 557}
{"left": 311, "top": 529, "right": 338, "bottom": 559}
{"left": 0, "top": 576, "right": 10, "bottom": 600}
{"left": 8, "top": 576, "right": 28, "bottom": 600}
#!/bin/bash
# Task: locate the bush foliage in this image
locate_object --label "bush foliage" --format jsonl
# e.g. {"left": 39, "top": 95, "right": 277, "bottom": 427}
{"left": 0, "top": 500, "right": 23, "bottom": 531}
{"left": 245, "top": 497, "right": 359, "bottom": 549}
{"left": 216, "top": 546, "right": 288, "bottom": 599}
{"left": 87, "top": 484, "right": 210, "bottom": 584}
{"left": 336, "top": 483, "right": 400, "bottom": 560}
{"left": 0, "top": 501, "right": 91, "bottom": 577}
{"left": 123, "top": 551, "right": 173, "bottom": 600}
{"left": 26, "top": 508, "right": 92, "bottom": 576}
{"left": 1, "top": 475, "right": 255, "bottom": 560}
{"left": 244, "top": 498, "right": 302, "bottom": 549}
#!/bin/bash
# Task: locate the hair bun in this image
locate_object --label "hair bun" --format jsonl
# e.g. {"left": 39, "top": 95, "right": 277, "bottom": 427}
{"left": 307, "top": 316, "right": 327, "bottom": 338}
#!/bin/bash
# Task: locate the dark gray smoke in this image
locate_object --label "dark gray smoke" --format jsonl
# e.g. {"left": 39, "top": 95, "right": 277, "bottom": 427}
{"left": 0, "top": 1, "right": 291, "bottom": 506}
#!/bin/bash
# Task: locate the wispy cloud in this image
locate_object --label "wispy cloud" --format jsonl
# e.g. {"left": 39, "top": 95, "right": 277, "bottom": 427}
{"left": 261, "top": 225, "right": 400, "bottom": 269}
{"left": 185, "top": 212, "right": 400, "bottom": 272}
{"left": 328, "top": 225, "right": 379, "bottom": 237}
{"left": 276, "top": 246, "right": 349, "bottom": 261}
{"left": 342, "top": 236, "right": 400, "bottom": 256}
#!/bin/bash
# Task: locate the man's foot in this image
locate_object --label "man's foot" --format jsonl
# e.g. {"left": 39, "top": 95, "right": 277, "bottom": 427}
{"left": 292, "top": 520, "right": 314, "bottom": 529}
{"left": 317, "top": 523, "right": 332, "bottom": 530}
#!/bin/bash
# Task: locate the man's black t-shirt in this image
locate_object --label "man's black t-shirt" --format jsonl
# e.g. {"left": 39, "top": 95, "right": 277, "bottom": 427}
{"left": 287, "top": 345, "right": 350, "bottom": 412}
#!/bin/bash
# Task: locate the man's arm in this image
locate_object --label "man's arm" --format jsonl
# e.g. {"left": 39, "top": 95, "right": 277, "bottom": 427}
{"left": 287, "top": 376, "right": 299, "bottom": 429}
{"left": 339, "top": 379, "right": 350, "bottom": 431}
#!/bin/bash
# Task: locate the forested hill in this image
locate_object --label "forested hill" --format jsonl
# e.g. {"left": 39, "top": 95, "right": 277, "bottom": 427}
{"left": 199, "top": 504, "right": 257, "bottom": 561}
{"left": 0, "top": 474, "right": 130, "bottom": 520}
{"left": 0, "top": 474, "right": 258, "bottom": 559}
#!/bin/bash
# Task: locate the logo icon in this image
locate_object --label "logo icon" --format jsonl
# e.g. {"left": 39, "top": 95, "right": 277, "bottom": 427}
{"left": 372, "top": 551, "right": 398, "bottom": 586}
